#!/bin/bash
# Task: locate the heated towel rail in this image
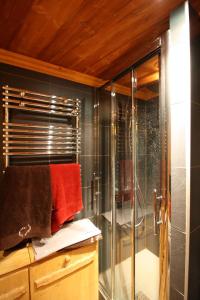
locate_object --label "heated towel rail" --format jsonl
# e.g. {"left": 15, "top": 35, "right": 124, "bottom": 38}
{"left": 2, "top": 85, "right": 81, "bottom": 168}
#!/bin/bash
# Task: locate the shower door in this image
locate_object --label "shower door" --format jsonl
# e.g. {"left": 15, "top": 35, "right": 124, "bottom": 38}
{"left": 132, "top": 52, "right": 169, "bottom": 300}
{"left": 108, "top": 52, "right": 169, "bottom": 300}
{"left": 98, "top": 75, "right": 135, "bottom": 300}
{"left": 98, "top": 50, "right": 169, "bottom": 300}
{"left": 109, "top": 52, "right": 169, "bottom": 300}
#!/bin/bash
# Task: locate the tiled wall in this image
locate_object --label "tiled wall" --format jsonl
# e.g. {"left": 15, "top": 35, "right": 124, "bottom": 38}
{"left": 0, "top": 63, "right": 96, "bottom": 220}
{"left": 170, "top": 99, "right": 187, "bottom": 298}
{"left": 170, "top": 4, "right": 200, "bottom": 299}
{"left": 97, "top": 88, "right": 111, "bottom": 285}
{"left": 169, "top": 3, "right": 191, "bottom": 299}
{"left": 188, "top": 35, "right": 200, "bottom": 300}
{"left": 136, "top": 98, "right": 160, "bottom": 256}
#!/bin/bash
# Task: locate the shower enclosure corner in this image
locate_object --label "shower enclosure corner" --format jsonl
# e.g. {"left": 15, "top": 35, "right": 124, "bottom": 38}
{"left": 96, "top": 42, "right": 169, "bottom": 300}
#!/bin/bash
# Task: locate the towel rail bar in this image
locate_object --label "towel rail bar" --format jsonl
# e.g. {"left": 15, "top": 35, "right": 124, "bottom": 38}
{"left": 3, "top": 128, "right": 80, "bottom": 135}
{"left": 3, "top": 151, "right": 80, "bottom": 156}
{"left": 2, "top": 98, "right": 78, "bottom": 113}
{"left": 3, "top": 122, "right": 80, "bottom": 131}
{"left": 3, "top": 104, "right": 79, "bottom": 117}
{"left": 3, "top": 134, "right": 81, "bottom": 141}
{"left": 2, "top": 85, "right": 81, "bottom": 165}
{"left": 3, "top": 145, "right": 80, "bottom": 150}
{"left": 3, "top": 86, "right": 80, "bottom": 104}
{"left": 2, "top": 92, "right": 79, "bottom": 107}
{"left": 3, "top": 141, "right": 80, "bottom": 146}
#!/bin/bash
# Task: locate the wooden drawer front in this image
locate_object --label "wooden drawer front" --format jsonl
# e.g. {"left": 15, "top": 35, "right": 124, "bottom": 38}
{"left": 0, "top": 248, "right": 30, "bottom": 276}
{"left": 30, "top": 242, "right": 98, "bottom": 300}
{"left": 0, "top": 269, "right": 29, "bottom": 300}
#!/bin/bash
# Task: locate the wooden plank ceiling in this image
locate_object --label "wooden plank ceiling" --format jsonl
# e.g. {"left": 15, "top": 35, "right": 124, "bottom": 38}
{"left": 190, "top": 0, "right": 200, "bottom": 16}
{"left": 0, "top": 0, "right": 187, "bottom": 82}
{"left": 108, "top": 55, "right": 159, "bottom": 100}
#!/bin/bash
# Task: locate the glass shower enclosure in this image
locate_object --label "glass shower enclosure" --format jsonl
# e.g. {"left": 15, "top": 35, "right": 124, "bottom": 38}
{"left": 97, "top": 51, "right": 169, "bottom": 300}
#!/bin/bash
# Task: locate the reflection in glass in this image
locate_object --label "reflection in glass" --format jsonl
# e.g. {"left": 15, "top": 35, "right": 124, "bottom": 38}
{"left": 98, "top": 54, "right": 164, "bottom": 300}
{"left": 133, "top": 55, "right": 160, "bottom": 300}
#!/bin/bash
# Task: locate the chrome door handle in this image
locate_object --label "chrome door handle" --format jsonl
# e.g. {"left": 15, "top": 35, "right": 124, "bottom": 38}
{"left": 153, "top": 189, "right": 163, "bottom": 235}
{"left": 91, "top": 172, "right": 101, "bottom": 216}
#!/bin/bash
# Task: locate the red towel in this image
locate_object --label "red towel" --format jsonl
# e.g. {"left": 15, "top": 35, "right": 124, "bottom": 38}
{"left": 50, "top": 164, "right": 83, "bottom": 233}
{"left": 119, "top": 160, "right": 134, "bottom": 202}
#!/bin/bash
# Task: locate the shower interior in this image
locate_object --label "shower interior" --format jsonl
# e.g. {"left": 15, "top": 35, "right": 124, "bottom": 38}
{"left": 97, "top": 54, "right": 162, "bottom": 300}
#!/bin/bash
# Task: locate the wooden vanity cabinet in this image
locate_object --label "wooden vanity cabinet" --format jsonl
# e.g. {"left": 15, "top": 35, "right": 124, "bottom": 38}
{"left": 0, "top": 242, "right": 98, "bottom": 300}
{"left": 0, "top": 247, "right": 30, "bottom": 300}
{"left": 29, "top": 242, "right": 98, "bottom": 300}
{"left": 0, "top": 268, "right": 29, "bottom": 300}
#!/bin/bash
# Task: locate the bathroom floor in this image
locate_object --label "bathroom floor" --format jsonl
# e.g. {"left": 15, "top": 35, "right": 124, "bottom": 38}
{"left": 99, "top": 248, "right": 159, "bottom": 300}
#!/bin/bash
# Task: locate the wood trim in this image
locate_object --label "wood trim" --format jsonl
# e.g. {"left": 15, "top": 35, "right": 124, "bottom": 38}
{"left": 0, "top": 49, "right": 107, "bottom": 88}
{"left": 138, "top": 72, "right": 159, "bottom": 87}
{"left": 106, "top": 83, "right": 131, "bottom": 97}
{"left": 106, "top": 83, "right": 158, "bottom": 100}
{"left": 34, "top": 252, "right": 95, "bottom": 289}
{"left": 0, "top": 286, "right": 27, "bottom": 300}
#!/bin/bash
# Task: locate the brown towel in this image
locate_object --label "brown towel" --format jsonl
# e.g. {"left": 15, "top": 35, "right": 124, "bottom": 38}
{"left": 0, "top": 165, "right": 52, "bottom": 250}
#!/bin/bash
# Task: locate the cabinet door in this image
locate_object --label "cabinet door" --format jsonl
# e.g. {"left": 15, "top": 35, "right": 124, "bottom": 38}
{"left": 30, "top": 242, "right": 98, "bottom": 300}
{"left": 0, "top": 248, "right": 30, "bottom": 277}
{"left": 0, "top": 268, "right": 29, "bottom": 300}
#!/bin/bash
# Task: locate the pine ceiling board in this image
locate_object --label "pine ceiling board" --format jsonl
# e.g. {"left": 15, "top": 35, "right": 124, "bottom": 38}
{"left": 0, "top": 0, "right": 185, "bottom": 80}
{"left": 59, "top": 0, "right": 150, "bottom": 69}
{"left": 116, "top": 55, "right": 159, "bottom": 88}
{"left": 138, "top": 72, "right": 159, "bottom": 87}
{"left": 48, "top": 0, "right": 171, "bottom": 72}
{"left": 98, "top": 26, "right": 162, "bottom": 80}
{"left": 137, "top": 56, "right": 159, "bottom": 78}
{"left": 39, "top": 0, "right": 133, "bottom": 64}
{"left": 136, "top": 87, "right": 158, "bottom": 100}
{"left": 47, "top": 0, "right": 183, "bottom": 77}
{"left": 190, "top": 0, "right": 200, "bottom": 15}
{"left": 9, "top": 0, "right": 84, "bottom": 57}
{"left": 107, "top": 83, "right": 158, "bottom": 100}
{"left": 190, "top": 5, "right": 200, "bottom": 40}
{"left": 117, "top": 73, "right": 132, "bottom": 88}
{"left": 0, "top": 0, "right": 34, "bottom": 48}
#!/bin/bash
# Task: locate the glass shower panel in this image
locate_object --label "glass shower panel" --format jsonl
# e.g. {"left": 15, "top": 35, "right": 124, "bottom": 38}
{"left": 98, "top": 53, "right": 168, "bottom": 300}
{"left": 98, "top": 74, "right": 134, "bottom": 300}
{"left": 133, "top": 55, "right": 163, "bottom": 300}
{"left": 98, "top": 86, "right": 112, "bottom": 299}
{"left": 112, "top": 72, "right": 134, "bottom": 300}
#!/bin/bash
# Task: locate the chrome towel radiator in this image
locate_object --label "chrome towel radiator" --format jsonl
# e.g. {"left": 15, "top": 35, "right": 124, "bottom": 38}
{"left": 2, "top": 85, "right": 81, "bottom": 169}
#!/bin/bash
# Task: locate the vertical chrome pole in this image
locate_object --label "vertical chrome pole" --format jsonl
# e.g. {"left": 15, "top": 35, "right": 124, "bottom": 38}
{"left": 4, "top": 86, "right": 9, "bottom": 169}
{"left": 93, "top": 89, "right": 100, "bottom": 225}
{"left": 111, "top": 86, "right": 116, "bottom": 300}
{"left": 131, "top": 71, "right": 136, "bottom": 300}
{"left": 159, "top": 33, "right": 170, "bottom": 300}
{"left": 76, "top": 99, "right": 80, "bottom": 164}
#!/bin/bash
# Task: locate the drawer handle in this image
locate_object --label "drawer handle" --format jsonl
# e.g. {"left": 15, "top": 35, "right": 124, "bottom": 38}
{"left": 0, "top": 286, "right": 27, "bottom": 300}
{"left": 35, "top": 252, "right": 95, "bottom": 289}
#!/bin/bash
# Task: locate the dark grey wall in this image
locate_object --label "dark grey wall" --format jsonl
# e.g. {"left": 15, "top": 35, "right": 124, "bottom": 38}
{"left": 97, "top": 88, "right": 111, "bottom": 282}
{"left": 170, "top": 16, "right": 200, "bottom": 300}
{"left": 0, "top": 63, "right": 96, "bottom": 220}
{"left": 169, "top": 3, "right": 191, "bottom": 299}
{"left": 135, "top": 97, "right": 160, "bottom": 257}
{"left": 188, "top": 35, "right": 200, "bottom": 300}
